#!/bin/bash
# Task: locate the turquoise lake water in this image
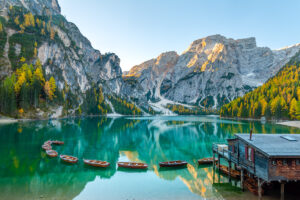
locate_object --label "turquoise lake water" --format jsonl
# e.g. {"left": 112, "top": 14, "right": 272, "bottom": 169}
{"left": 0, "top": 115, "right": 299, "bottom": 200}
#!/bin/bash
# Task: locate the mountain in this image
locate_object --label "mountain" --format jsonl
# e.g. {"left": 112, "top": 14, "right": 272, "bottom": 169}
{"left": 0, "top": 0, "right": 139, "bottom": 118}
{"left": 1, "top": 0, "right": 300, "bottom": 118}
{"left": 220, "top": 52, "right": 300, "bottom": 120}
{"left": 122, "top": 35, "right": 300, "bottom": 114}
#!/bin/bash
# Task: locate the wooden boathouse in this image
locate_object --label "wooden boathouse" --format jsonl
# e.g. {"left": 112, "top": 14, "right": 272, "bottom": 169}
{"left": 213, "top": 133, "right": 300, "bottom": 199}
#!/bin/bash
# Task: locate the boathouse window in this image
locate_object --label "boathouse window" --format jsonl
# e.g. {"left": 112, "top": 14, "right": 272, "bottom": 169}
{"left": 296, "top": 160, "right": 300, "bottom": 165}
{"left": 272, "top": 160, "right": 276, "bottom": 166}
{"left": 245, "top": 146, "right": 254, "bottom": 162}
{"left": 283, "top": 159, "right": 287, "bottom": 166}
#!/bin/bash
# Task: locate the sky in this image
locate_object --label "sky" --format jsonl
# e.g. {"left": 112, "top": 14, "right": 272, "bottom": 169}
{"left": 58, "top": 0, "right": 300, "bottom": 71}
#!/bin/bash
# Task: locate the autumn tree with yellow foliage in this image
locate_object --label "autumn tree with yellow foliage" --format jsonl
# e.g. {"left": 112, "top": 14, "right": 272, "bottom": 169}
{"left": 23, "top": 12, "right": 35, "bottom": 27}
{"left": 44, "top": 77, "right": 56, "bottom": 100}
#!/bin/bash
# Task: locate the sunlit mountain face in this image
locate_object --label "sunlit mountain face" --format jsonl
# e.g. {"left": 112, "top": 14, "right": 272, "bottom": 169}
{"left": 0, "top": 116, "right": 298, "bottom": 200}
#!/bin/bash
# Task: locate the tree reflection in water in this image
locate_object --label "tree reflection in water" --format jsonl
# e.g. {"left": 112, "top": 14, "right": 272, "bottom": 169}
{"left": 0, "top": 116, "right": 298, "bottom": 199}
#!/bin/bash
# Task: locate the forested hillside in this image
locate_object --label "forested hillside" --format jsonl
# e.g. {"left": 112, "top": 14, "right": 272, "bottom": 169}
{"left": 220, "top": 61, "right": 300, "bottom": 120}
{"left": 0, "top": 5, "right": 142, "bottom": 118}
{"left": 0, "top": 6, "right": 64, "bottom": 117}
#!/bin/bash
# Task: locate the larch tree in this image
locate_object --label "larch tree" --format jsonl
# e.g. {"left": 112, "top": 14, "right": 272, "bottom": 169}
{"left": 34, "top": 42, "right": 38, "bottom": 57}
{"left": 289, "top": 98, "right": 297, "bottom": 119}
{"left": 296, "top": 101, "right": 300, "bottom": 120}
{"left": 50, "top": 28, "right": 55, "bottom": 40}
{"left": 14, "top": 16, "right": 20, "bottom": 25}
{"left": 237, "top": 103, "right": 244, "bottom": 118}
{"left": 49, "top": 76, "right": 56, "bottom": 100}
{"left": 44, "top": 81, "right": 51, "bottom": 100}
{"left": 24, "top": 12, "right": 35, "bottom": 27}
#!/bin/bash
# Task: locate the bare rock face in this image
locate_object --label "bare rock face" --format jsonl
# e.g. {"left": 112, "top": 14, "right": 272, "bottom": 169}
{"left": 0, "top": 0, "right": 61, "bottom": 16}
{"left": 122, "top": 51, "right": 179, "bottom": 106}
{"left": 123, "top": 35, "right": 300, "bottom": 109}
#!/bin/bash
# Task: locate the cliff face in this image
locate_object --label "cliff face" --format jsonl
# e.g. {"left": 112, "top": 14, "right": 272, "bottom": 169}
{"left": 0, "top": 0, "right": 124, "bottom": 117}
{"left": 123, "top": 35, "right": 300, "bottom": 111}
{"left": 0, "top": 0, "right": 123, "bottom": 95}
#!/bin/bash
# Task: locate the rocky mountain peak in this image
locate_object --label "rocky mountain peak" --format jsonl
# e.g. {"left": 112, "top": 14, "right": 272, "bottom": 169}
{"left": 236, "top": 37, "right": 256, "bottom": 49}
{"left": 125, "top": 51, "right": 178, "bottom": 78}
{"left": 185, "top": 34, "right": 257, "bottom": 54}
{"left": 0, "top": 0, "right": 61, "bottom": 16}
{"left": 155, "top": 51, "right": 178, "bottom": 67}
{"left": 123, "top": 34, "right": 300, "bottom": 113}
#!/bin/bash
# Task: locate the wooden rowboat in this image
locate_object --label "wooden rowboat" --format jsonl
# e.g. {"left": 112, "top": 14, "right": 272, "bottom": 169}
{"left": 84, "top": 159, "right": 110, "bottom": 168}
{"left": 46, "top": 150, "right": 58, "bottom": 157}
{"left": 51, "top": 140, "right": 64, "bottom": 145}
{"left": 118, "top": 162, "right": 148, "bottom": 169}
{"left": 159, "top": 160, "right": 187, "bottom": 168}
{"left": 198, "top": 157, "right": 218, "bottom": 165}
{"left": 44, "top": 140, "right": 52, "bottom": 145}
{"left": 42, "top": 144, "right": 52, "bottom": 150}
{"left": 217, "top": 164, "right": 240, "bottom": 179}
{"left": 60, "top": 155, "right": 78, "bottom": 164}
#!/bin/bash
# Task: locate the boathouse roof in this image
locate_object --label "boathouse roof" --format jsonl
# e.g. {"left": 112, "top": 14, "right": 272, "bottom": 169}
{"left": 235, "top": 134, "right": 300, "bottom": 158}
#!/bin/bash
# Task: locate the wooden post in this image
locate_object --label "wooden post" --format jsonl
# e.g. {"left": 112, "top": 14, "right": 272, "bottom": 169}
{"left": 258, "top": 178, "right": 262, "bottom": 199}
{"left": 218, "top": 154, "right": 221, "bottom": 183}
{"left": 228, "top": 161, "right": 232, "bottom": 182}
{"left": 213, "top": 153, "right": 215, "bottom": 169}
{"left": 281, "top": 182, "right": 285, "bottom": 200}
{"left": 240, "top": 169, "right": 244, "bottom": 191}
{"left": 212, "top": 153, "right": 215, "bottom": 184}
{"left": 218, "top": 154, "right": 220, "bottom": 170}
{"left": 213, "top": 164, "right": 215, "bottom": 184}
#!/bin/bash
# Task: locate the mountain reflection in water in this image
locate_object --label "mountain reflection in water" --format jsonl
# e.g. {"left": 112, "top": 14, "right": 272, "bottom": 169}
{"left": 0, "top": 116, "right": 298, "bottom": 200}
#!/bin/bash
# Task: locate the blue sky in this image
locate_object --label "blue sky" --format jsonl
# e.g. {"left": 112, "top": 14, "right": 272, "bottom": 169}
{"left": 59, "top": 0, "right": 300, "bottom": 71}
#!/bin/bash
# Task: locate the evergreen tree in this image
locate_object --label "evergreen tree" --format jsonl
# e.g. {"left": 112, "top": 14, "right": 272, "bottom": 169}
{"left": 0, "top": 75, "right": 17, "bottom": 114}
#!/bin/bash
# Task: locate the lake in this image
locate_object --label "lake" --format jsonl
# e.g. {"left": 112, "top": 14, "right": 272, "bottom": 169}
{"left": 0, "top": 115, "right": 299, "bottom": 200}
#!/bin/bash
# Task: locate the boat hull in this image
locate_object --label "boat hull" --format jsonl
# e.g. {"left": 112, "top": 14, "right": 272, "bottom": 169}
{"left": 60, "top": 155, "right": 78, "bottom": 164}
{"left": 42, "top": 144, "right": 52, "bottom": 151}
{"left": 118, "top": 162, "right": 148, "bottom": 169}
{"left": 198, "top": 157, "right": 218, "bottom": 165}
{"left": 46, "top": 150, "right": 58, "bottom": 157}
{"left": 51, "top": 140, "right": 64, "bottom": 145}
{"left": 84, "top": 159, "right": 110, "bottom": 168}
{"left": 159, "top": 160, "right": 187, "bottom": 168}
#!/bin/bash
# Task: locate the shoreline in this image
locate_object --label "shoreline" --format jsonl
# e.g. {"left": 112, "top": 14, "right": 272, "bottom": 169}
{"left": 0, "top": 118, "right": 18, "bottom": 124}
{"left": 0, "top": 114, "right": 221, "bottom": 124}
{"left": 220, "top": 116, "right": 300, "bottom": 129}
{"left": 1, "top": 114, "right": 299, "bottom": 129}
{"left": 277, "top": 121, "right": 300, "bottom": 129}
